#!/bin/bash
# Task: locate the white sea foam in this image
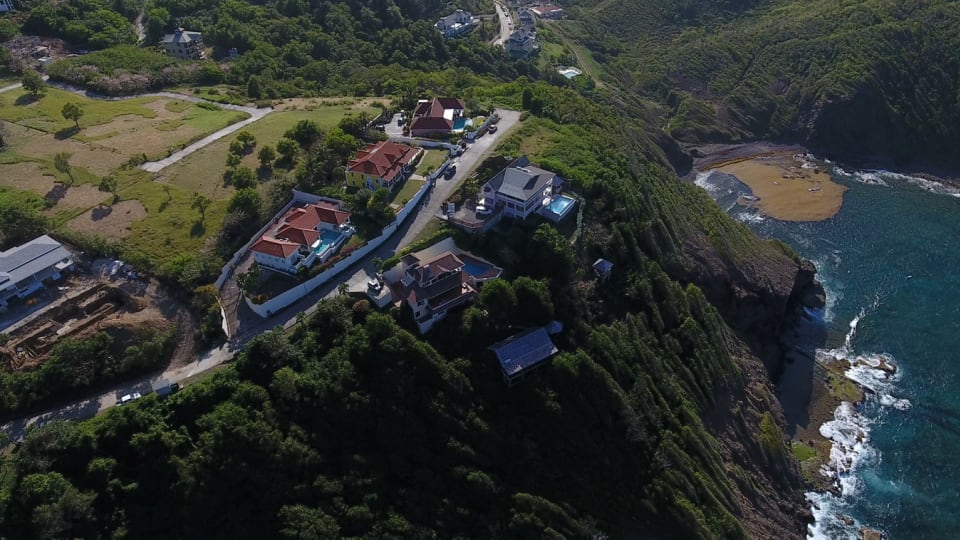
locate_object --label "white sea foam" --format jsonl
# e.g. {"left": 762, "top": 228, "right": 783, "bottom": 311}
{"left": 841, "top": 168, "right": 960, "bottom": 198}
{"left": 735, "top": 211, "right": 765, "bottom": 224}
{"left": 807, "top": 305, "right": 909, "bottom": 539}
{"left": 694, "top": 171, "right": 722, "bottom": 196}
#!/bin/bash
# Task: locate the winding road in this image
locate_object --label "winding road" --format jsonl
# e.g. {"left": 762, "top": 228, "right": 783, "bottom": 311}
{"left": 1, "top": 108, "right": 522, "bottom": 443}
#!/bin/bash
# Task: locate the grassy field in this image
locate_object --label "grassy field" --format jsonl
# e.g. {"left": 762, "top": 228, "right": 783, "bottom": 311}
{"left": 158, "top": 104, "right": 377, "bottom": 199}
{"left": 414, "top": 149, "right": 447, "bottom": 176}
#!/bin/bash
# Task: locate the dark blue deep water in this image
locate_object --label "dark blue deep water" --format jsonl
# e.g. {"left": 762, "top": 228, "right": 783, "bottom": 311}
{"left": 698, "top": 166, "right": 960, "bottom": 539}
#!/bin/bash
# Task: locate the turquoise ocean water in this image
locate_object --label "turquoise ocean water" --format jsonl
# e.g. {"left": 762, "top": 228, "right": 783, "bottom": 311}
{"left": 697, "top": 163, "right": 960, "bottom": 539}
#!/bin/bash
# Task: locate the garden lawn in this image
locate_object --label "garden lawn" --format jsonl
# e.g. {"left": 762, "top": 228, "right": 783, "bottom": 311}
{"left": 414, "top": 149, "right": 447, "bottom": 176}
{"left": 390, "top": 178, "right": 426, "bottom": 207}
{"left": 0, "top": 87, "right": 161, "bottom": 133}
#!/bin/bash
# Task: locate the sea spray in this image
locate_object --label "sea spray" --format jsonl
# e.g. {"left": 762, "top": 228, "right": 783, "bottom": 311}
{"left": 806, "top": 307, "right": 910, "bottom": 540}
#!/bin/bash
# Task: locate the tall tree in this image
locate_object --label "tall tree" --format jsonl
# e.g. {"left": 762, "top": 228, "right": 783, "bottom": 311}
{"left": 258, "top": 145, "right": 276, "bottom": 168}
{"left": 98, "top": 175, "right": 118, "bottom": 204}
{"left": 191, "top": 192, "right": 212, "bottom": 222}
{"left": 61, "top": 102, "right": 84, "bottom": 128}
{"left": 21, "top": 70, "right": 46, "bottom": 97}
{"left": 53, "top": 152, "right": 74, "bottom": 185}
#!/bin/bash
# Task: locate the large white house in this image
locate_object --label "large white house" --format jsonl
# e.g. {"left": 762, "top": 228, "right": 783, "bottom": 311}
{"left": 435, "top": 9, "right": 476, "bottom": 37}
{"left": 1, "top": 235, "right": 74, "bottom": 313}
{"left": 479, "top": 157, "right": 562, "bottom": 219}
{"left": 160, "top": 28, "right": 205, "bottom": 60}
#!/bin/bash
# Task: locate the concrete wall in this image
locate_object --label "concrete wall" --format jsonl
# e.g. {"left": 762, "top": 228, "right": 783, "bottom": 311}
{"left": 244, "top": 179, "right": 433, "bottom": 318}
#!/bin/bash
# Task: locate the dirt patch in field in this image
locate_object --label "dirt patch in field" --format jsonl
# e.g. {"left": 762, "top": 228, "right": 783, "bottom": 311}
{"left": 67, "top": 199, "right": 148, "bottom": 239}
{"left": 93, "top": 126, "right": 201, "bottom": 157}
{"left": 0, "top": 162, "right": 57, "bottom": 195}
{"left": 44, "top": 184, "right": 109, "bottom": 212}
{"left": 18, "top": 134, "right": 127, "bottom": 176}
{"left": 144, "top": 99, "right": 183, "bottom": 119}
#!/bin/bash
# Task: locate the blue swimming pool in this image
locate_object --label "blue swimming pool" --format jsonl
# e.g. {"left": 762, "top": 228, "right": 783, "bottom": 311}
{"left": 463, "top": 259, "right": 492, "bottom": 277}
{"left": 313, "top": 230, "right": 342, "bottom": 256}
{"left": 547, "top": 195, "right": 575, "bottom": 214}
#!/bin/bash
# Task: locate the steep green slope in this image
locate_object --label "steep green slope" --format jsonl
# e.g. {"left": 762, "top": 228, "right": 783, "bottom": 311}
{"left": 579, "top": 0, "right": 960, "bottom": 170}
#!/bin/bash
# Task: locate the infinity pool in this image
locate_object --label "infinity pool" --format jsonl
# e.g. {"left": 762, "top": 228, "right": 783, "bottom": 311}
{"left": 313, "top": 230, "right": 342, "bottom": 256}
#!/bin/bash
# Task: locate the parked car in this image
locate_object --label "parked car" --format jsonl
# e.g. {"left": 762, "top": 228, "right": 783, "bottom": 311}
{"left": 488, "top": 124, "right": 498, "bottom": 134}
{"left": 444, "top": 165, "right": 457, "bottom": 179}
{"left": 155, "top": 383, "right": 181, "bottom": 398}
{"left": 117, "top": 392, "right": 142, "bottom": 406}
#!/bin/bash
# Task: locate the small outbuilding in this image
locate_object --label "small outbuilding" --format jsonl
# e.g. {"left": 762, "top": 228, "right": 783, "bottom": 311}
{"left": 490, "top": 326, "right": 559, "bottom": 387}
{"left": 592, "top": 258, "right": 613, "bottom": 281}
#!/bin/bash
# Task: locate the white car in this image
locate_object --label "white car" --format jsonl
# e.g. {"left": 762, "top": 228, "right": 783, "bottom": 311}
{"left": 117, "top": 392, "right": 142, "bottom": 406}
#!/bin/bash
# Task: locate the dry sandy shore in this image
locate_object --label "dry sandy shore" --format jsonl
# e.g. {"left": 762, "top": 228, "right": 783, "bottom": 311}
{"left": 691, "top": 142, "right": 848, "bottom": 222}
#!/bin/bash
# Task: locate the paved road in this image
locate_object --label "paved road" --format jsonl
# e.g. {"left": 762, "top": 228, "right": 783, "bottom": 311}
{"left": 0, "top": 82, "right": 22, "bottom": 94}
{"left": 1, "top": 108, "right": 522, "bottom": 442}
{"left": 494, "top": 2, "right": 513, "bottom": 46}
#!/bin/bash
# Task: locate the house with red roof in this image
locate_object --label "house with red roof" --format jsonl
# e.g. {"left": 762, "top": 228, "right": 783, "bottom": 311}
{"left": 395, "top": 250, "right": 476, "bottom": 333}
{"left": 409, "top": 97, "right": 466, "bottom": 138}
{"left": 531, "top": 4, "right": 564, "bottom": 19}
{"left": 250, "top": 199, "right": 354, "bottom": 274}
{"left": 345, "top": 141, "right": 422, "bottom": 192}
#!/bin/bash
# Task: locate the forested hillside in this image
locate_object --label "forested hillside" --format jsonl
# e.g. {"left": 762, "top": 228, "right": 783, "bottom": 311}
{"left": 0, "top": 76, "right": 813, "bottom": 537}
{"left": 577, "top": 0, "right": 960, "bottom": 170}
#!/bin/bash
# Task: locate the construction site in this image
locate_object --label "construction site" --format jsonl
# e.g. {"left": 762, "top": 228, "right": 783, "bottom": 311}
{"left": 0, "top": 262, "right": 194, "bottom": 375}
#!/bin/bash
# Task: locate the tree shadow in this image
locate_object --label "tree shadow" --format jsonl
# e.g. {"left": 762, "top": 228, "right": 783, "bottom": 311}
{"left": 257, "top": 165, "right": 273, "bottom": 180}
{"left": 54, "top": 126, "right": 80, "bottom": 140}
{"left": 15, "top": 93, "right": 39, "bottom": 106}
{"left": 91, "top": 205, "right": 114, "bottom": 221}
{"left": 158, "top": 199, "right": 170, "bottom": 212}
{"left": 190, "top": 220, "right": 206, "bottom": 237}
{"left": 44, "top": 182, "right": 68, "bottom": 205}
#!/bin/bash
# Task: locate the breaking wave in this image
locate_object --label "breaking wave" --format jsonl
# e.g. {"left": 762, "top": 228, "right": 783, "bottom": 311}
{"left": 806, "top": 305, "right": 911, "bottom": 539}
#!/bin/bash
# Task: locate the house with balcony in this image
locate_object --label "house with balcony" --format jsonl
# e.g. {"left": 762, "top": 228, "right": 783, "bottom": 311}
{"left": 435, "top": 9, "right": 477, "bottom": 37}
{"left": 346, "top": 141, "right": 422, "bottom": 192}
{"left": 160, "top": 28, "right": 206, "bottom": 60}
{"left": 478, "top": 156, "right": 563, "bottom": 220}
{"left": 518, "top": 8, "right": 536, "bottom": 27}
{"left": 250, "top": 199, "right": 353, "bottom": 274}
{"left": 0, "top": 235, "right": 74, "bottom": 313}
{"left": 505, "top": 26, "right": 540, "bottom": 57}
{"left": 391, "top": 251, "right": 476, "bottom": 333}
{"left": 408, "top": 97, "right": 466, "bottom": 138}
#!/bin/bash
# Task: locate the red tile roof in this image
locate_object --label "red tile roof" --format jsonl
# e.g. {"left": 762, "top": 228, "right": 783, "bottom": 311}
{"left": 251, "top": 237, "right": 300, "bottom": 258}
{"left": 276, "top": 225, "right": 320, "bottom": 246}
{"left": 410, "top": 116, "right": 454, "bottom": 134}
{"left": 347, "top": 141, "right": 419, "bottom": 180}
{"left": 285, "top": 203, "right": 351, "bottom": 229}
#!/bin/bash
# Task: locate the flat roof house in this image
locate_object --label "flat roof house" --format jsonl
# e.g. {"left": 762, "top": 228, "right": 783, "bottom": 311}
{"left": 250, "top": 200, "right": 353, "bottom": 274}
{"left": 409, "top": 97, "right": 466, "bottom": 139}
{"left": 160, "top": 28, "right": 205, "bottom": 60}
{"left": 392, "top": 250, "right": 477, "bottom": 334}
{"left": 0, "top": 235, "right": 74, "bottom": 313}
{"left": 345, "top": 141, "right": 422, "bottom": 192}
{"left": 490, "top": 326, "right": 559, "bottom": 387}
{"left": 531, "top": 4, "right": 565, "bottom": 19}
{"left": 479, "top": 156, "right": 562, "bottom": 220}
{"left": 435, "top": 9, "right": 477, "bottom": 38}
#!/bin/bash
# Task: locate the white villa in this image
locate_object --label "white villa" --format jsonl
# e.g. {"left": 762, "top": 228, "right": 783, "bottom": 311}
{"left": 250, "top": 200, "right": 354, "bottom": 274}
{"left": 435, "top": 9, "right": 476, "bottom": 37}
{"left": 479, "top": 157, "right": 563, "bottom": 219}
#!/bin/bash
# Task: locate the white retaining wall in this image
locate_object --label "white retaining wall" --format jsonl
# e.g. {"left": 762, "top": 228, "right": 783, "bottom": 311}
{"left": 244, "top": 179, "right": 433, "bottom": 318}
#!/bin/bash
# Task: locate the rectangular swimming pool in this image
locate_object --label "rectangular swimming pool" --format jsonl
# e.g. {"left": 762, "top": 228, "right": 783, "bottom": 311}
{"left": 463, "top": 259, "right": 492, "bottom": 277}
{"left": 313, "top": 230, "right": 342, "bottom": 256}
{"left": 546, "top": 195, "right": 575, "bottom": 214}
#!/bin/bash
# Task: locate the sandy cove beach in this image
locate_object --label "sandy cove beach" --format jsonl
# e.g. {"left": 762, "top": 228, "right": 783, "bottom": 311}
{"left": 691, "top": 142, "right": 848, "bottom": 222}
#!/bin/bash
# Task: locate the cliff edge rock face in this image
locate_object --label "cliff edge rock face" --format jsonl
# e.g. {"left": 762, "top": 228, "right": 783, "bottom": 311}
{"left": 672, "top": 228, "right": 823, "bottom": 538}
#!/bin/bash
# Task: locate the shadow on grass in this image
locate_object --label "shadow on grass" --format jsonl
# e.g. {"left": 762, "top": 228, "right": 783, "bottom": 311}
{"left": 158, "top": 199, "right": 169, "bottom": 212}
{"left": 91, "top": 205, "right": 114, "bottom": 221}
{"left": 15, "top": 93, "right": 40, "bottom": 106}
{"left": 44, "top": 182, "right": 68, "bottom": 205}
{"left": 190, "top": 220, "right": 206, "bottom": 237}
{"left": 54, "top": 126, "right": 80, "bottom": 140}
{"left": 257, "top": 166, "right": 273, "bottom": 180}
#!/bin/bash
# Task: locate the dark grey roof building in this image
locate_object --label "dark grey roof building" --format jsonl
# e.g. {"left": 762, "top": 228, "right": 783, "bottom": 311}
{"left": 490, "top": 326, "right": 560, "bottom": 386}
{"left": 0, "top": 235, "right": 74, "bottom": 312}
